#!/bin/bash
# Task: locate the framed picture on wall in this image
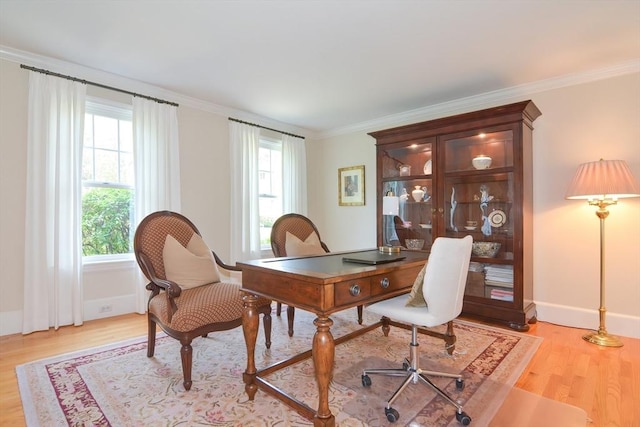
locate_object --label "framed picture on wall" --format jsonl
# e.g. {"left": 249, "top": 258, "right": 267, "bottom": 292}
{"left": 338, "top": 165, "right": 365, "bottom": 206}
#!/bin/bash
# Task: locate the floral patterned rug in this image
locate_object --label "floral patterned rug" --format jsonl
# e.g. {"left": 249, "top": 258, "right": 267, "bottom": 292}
{"left": 16, "top": 307, "right": 570, "bottom": 426}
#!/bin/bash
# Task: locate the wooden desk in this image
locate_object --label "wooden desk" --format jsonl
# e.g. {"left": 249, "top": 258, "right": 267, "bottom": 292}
{"left": 239, "top": 249, "right": 428, "bottom": 426}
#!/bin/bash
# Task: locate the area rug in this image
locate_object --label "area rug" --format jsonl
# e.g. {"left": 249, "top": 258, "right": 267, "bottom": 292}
{"left": 16, "top": 308, "right": 584, "bottom": 426}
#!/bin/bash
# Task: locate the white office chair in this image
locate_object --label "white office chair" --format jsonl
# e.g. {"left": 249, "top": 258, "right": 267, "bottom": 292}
{"left": 362, "top": 235, "right": 473, "bottom": 425}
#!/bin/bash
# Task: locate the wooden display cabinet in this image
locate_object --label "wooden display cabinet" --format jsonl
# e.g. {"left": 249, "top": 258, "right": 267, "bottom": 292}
{"left": 370, "top": 100, "right": 541, "bottom": 330}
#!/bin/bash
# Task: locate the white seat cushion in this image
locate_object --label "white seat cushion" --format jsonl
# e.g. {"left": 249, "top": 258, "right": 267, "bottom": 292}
{"left": 367, "top": 294, "right": 441, "bottom": 328}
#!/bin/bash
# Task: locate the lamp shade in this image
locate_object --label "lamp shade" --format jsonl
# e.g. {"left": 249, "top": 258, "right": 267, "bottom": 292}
{"left": 565, "top": 159, "right": 640, "bottom": 200}
{"left": 382, "top": 196, "right": 399, "bottom": 216}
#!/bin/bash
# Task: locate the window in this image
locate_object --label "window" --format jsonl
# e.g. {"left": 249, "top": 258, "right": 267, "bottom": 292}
{"left": 258, "top": 137, "right": 282, "bottom": 249}
{"left": 82, "top": 99, "right": 134, "bottom": 259}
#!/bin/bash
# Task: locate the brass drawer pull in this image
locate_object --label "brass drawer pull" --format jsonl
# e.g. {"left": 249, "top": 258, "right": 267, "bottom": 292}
{"left": 349, "top": 284, "right": 361, "bottom": 296}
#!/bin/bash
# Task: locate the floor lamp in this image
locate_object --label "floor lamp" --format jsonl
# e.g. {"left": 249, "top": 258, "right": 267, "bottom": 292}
{"left": 565, "top": 159, "right": 640, "bottom": 347}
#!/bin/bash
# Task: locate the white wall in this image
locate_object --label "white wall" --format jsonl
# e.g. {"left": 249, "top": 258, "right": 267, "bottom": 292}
{"left": 0, "top": 59, "right": 29, "bottom": 331}
{"left": 309, "top": 72, "right": 640, "bottom": 339}
{"left": 1, "top": 56, "right": 639, "bottom": 338}
{"left": 307, "top": 131, "right": 377, "bottom": 252}
{"left": 531, "top": 75, "right": 640, "bottom": 335}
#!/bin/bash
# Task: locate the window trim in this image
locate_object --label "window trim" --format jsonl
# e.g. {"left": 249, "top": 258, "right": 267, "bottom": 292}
{"left": 82, "top": 98, "right": 135, "bottom": 262}
{"left": 86, "top": 96, "right": 132, "bottom": 120}
{"left": 258, "top": 135, "right": 283, "bottom": 251}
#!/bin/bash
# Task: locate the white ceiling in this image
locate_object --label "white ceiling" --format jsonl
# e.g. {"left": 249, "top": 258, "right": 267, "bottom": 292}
{"left": 1, "top": 1, "right": 639, "bottom": 135}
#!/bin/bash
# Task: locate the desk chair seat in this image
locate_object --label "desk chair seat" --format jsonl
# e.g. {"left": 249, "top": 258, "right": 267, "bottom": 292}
{"left": 362, "top": 235, "right": 473, "bottom": 425}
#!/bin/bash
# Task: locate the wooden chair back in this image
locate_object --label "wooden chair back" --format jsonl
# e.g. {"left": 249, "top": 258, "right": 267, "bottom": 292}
{"left": 270, "top": 213, "right": 329, "bottom": 257}
{"left": 134, "top": 210, "right": 199, "bottom": 281}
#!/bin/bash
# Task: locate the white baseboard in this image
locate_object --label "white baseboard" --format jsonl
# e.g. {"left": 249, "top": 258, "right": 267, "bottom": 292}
{"left": 536, "top": 301, "right": 640, "bottom": 339}
{"left": 0, "top": 310, "right": 23, "bottom": 336}
{"left": 0, "top": 295, "right": 138, "bottom": 337}
{"left": 84, "top": 294, "right": 138, "bottom": 321}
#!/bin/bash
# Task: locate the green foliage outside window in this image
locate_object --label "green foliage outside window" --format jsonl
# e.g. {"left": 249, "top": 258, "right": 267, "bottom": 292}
{"left": 82, "top": 187, "right": 133, "bottom": 256}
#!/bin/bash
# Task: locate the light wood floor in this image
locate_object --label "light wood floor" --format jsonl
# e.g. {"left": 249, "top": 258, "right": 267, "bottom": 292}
{"left": 1, "top": 313, "right": 638, "bottom": 427}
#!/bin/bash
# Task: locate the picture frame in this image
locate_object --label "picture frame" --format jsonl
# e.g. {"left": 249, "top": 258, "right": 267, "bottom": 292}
{"left": 338, "top": 165, "right": 365, "bottom": 206}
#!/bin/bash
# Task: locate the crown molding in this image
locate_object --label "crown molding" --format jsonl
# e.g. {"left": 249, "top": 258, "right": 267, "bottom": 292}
{"left": 2, "top": 45, "right": 637, "bottom": 141}
{"left": 316, "top": 59, "right": 640, "bottom": 140}
{"left": 0, "top": 45, "right": 312, "bottom": 139}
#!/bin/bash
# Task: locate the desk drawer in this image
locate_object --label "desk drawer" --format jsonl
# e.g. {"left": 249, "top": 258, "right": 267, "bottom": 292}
{"left": 334, "top": 278, "right": 371, "bottom": 307}
{"left": 370, "top": 267, "right": 421, "bottom": 296}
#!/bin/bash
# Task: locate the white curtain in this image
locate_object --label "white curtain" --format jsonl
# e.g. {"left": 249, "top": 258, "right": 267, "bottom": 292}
{"left": 282, "top": 134, "right": 307, "bottom": 215}
{"left": 133, "top": 97, "right": 181, "bottom": 313}
{"left": 229, "top": 121, "right": 262, "bottom": 264}
{"left": 23, "top": 72, "right": 86, "bottom": 334}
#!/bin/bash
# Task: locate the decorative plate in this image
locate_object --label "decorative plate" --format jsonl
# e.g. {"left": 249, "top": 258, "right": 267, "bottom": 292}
{"left": 423, "top": 159, "right": 432, "bottom": 175}
{"left": 488, "top": 209, "right": 507, "bottom": 227}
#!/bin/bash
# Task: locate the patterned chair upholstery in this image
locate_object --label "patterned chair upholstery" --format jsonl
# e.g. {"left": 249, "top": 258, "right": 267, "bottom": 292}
{"left": 134, "top": 210, "right": 272, "bottom": 391}
{"left": 270, "top": 213, "right": 363, "bottom": 337}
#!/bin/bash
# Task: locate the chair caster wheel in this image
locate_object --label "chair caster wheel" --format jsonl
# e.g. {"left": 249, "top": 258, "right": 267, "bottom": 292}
{"left": 385, "top": 407, "right": 400, "bottom": 422}
{"left": 456, "top": 411, "right": 471, "bottom": 425}
{"left": 361, "top": 374, "right": 372, "bottom": 387}
{"left": 456, "top": 378, "right": 465, "bottom": 390}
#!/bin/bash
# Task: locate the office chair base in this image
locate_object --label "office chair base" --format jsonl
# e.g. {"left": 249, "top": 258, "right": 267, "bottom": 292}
{"left": 362, "top": 360, "right": 470, "bottom": 424}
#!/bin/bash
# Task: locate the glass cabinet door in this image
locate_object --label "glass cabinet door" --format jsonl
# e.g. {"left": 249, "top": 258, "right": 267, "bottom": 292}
{"left": 442, "top": 129, "right": 517, "bottom": 303}
{"left": 379, "top": 139, "right": 435, "bottom": 251}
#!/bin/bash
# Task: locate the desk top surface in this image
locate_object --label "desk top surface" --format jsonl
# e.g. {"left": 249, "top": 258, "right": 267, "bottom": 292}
{"left": 239, "top": 249, "right": 428, "bottom": 280}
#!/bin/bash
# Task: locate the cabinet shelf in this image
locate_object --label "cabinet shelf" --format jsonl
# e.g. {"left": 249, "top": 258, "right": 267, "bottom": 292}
{"left": 470, "top": 254, "right": 514, "bottom": 263}
{"left": 372, "top": 100, "right": 541, "bottom": 331}
{"left": 381, "top": 176, "right": 432, "bottom": 183}
{"left": 455, "top": 200, "right": 512, "bottom": 205}
{"left": 444, "top": 166, "right": 513, "bottom": 177}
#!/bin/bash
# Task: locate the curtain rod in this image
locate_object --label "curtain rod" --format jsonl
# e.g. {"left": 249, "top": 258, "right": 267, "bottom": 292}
{"left": 228, "top": 117, "right": 304, "bottom": 139}
{"left": 20, "top": 64, "right": 179, "bottom": 107}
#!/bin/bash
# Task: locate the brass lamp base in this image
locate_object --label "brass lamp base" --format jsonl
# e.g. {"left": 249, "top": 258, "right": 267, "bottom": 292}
{"left": 583, "top": 330, "right": 624, "bottom": 347}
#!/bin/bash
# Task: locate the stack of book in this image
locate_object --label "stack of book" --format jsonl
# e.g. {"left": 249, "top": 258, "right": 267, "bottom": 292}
{"left": 489, "top": 288, "right": 513, "bottom": 301}
{"left": 484, "top": 264, "right": 514, "bottom": 301}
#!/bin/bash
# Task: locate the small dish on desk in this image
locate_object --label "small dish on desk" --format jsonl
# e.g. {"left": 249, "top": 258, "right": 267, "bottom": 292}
{"left": 464, "top": 226, "right": 477, "bottom": 231}
{"left": 419, "top": 223, "right": 432, "bottom": 229}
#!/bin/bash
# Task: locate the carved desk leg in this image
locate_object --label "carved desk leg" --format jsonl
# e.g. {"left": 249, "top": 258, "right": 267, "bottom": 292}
{"left": 312, "top": 315, "right": 335, "bottom": 427}
{"left": 242, "top": 293, "right": 259, "bottom": 400}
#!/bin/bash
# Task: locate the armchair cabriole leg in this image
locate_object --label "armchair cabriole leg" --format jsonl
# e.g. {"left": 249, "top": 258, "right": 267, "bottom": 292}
{"left": 287, "top": 305, "right": 295, "bottom": 337}
{"left": 180, "top": 341, "right": 193, "bottom": 391}
{"left": 147, "top": 318, "right": 156, "bottom": 357}
{"left": 263, "top": 311, "right": 272, "bottom": 348}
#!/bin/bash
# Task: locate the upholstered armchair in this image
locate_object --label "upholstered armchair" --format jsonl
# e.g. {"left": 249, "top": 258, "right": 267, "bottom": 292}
{"left": 134, "top": 210, "right": 272, "bottom": 391}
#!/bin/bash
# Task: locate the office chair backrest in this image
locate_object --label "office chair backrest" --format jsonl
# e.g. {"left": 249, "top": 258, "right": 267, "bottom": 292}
{"left": 422, "top": 235, "right": 473, "bottom": 323}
